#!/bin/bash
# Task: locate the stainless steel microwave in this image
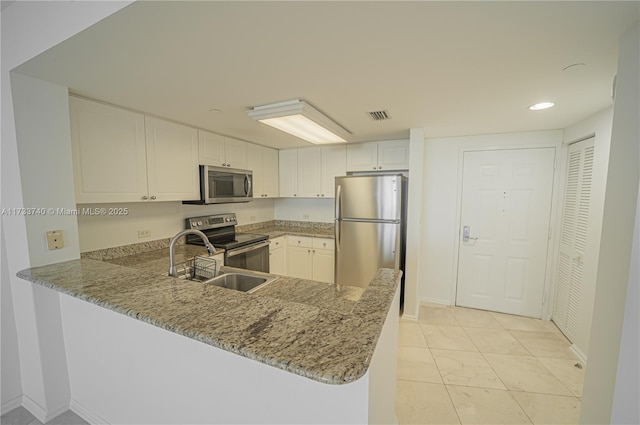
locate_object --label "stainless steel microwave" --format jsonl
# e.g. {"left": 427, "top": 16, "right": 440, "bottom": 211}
{"left": 184, "top": 165, "right": 253, "bottom": 204}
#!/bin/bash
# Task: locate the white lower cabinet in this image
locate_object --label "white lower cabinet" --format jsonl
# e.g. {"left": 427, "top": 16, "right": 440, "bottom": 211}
{"left": 285, "top": 236, "right": 334, "bottom": 283}
{"left": 268, "top": 236, "right": 287, "bottom": 275}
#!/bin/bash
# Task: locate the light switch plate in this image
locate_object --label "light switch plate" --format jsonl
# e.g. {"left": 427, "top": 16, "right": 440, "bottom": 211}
{"left": 46, "top": 230, "right": 64, "bottom": 250}
{"left": 138, "top": 229, "right": 151, "bottom": 238}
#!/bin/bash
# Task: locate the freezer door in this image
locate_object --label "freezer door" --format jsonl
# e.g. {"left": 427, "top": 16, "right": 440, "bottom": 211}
{"left": 335, "top": 220, "right": 400, "bottom": 288}
{"left": 335, "top": 175, "right": 402, "bottom": 220}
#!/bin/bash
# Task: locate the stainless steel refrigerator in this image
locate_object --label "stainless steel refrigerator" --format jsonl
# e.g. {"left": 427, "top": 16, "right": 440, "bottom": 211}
{"left": 335, "top": 174, "right": 407, "bottom": 306}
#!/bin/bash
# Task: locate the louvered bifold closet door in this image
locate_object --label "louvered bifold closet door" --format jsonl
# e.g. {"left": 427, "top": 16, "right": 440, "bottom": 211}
{"left": 552, "top": 137, "right": 594, "bottom": 341}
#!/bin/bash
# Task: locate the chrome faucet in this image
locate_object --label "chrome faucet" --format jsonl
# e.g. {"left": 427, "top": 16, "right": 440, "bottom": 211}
{"left": 168, "top": 229, "right": 216, "bottom": 277}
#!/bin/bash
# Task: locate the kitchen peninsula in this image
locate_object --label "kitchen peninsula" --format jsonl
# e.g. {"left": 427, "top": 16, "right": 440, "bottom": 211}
{"left": 17, "top": 238, "right": 400, "bottom": 424}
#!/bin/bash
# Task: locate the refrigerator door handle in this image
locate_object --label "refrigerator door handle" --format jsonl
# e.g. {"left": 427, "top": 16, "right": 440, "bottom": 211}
{"left": 335, "top": 184, "right": 342, "bottom": 219}
{"left": 336, "top": 220, "right": 341, "bottom": 252}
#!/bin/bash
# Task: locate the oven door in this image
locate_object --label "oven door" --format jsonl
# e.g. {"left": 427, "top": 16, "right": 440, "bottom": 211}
{"left": 224, "top": 240, "right": 270, "bottom": 273}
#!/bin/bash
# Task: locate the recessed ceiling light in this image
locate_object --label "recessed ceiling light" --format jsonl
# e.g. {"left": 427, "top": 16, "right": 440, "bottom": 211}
{"left": 529, "top": 102, "right": 555, "bottom": 111}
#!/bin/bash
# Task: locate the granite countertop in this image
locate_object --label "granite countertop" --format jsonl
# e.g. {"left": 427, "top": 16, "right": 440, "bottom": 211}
{"left": 237, "top": 221, "right": 335, "bottom": 240}
{"left": 17, "top": 246, "right": 400, "bottom": 385}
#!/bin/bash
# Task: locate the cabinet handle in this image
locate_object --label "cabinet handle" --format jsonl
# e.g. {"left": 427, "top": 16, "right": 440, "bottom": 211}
{"left": 308, "top": 249, "right": 311, "bottom": 253}
{"left": 222, "top": 163, "right": 227, "bottom": 167}
{"left": 142, "top": 195, "right": 148, "bottom": 200}
{"left": 321, "top": 194, "right": 324, "bottom": 197}
{"left": 150, "top": 195, "right": 157, "bottom": 200}
{"left": 378, "top": 166, "right": 382, "bottom": 170}
{"left": 317, "top": 194, "right": 320, "bottom": 197}
{"left": 312, "top": 249, "right": 315, "bottom": 253}
{"left": 373, "top": 166, "right": 377, "bottom": 170}
{"left": 294, "top": 194, "right": 297, "bottom": 197}
{"left": 227, "top": 164, "right": 231, "bottom": 167}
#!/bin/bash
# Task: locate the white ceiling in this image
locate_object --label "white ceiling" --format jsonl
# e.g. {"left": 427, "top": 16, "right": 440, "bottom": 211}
{"left": 13, "top": 1, "right": 639, "bottom": 149}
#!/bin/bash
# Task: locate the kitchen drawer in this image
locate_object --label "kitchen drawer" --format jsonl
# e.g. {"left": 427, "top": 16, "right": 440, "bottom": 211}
{"left": 287, "top": 235, "right": 313, "bottom": 248}
{"left": 313, "top": 238, "right": 334, "bottom": 251}
{"left": 269, "top": 236, "right": 286, "bottom": 250}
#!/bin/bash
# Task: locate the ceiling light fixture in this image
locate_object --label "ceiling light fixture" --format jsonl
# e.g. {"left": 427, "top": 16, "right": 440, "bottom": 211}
{"left": 248, "top": 100, "right": 349, "bottom": 144}
{"left": 529, "top": 102, "right": 555, "bottom": 111}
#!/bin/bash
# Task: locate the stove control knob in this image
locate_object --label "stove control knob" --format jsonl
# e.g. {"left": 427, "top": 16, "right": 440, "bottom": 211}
{"left": 197, "top": 221, "right": 203, "bottom": 226}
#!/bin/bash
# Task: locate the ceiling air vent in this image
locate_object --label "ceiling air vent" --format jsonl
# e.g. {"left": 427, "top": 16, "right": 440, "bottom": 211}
{"left": 367, "top": 110, "right": 391, "bottom": 121}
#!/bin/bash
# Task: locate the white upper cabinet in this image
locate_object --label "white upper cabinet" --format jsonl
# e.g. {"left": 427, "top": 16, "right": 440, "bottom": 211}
{"left": 279, "top": 149, "right": 298, "bottom": 197}
{"left": 297, "top": 147, "right": 323, "bottom": 198}
{"left": 321, "top": 146, "right": 347, "bottom": 198}
{"left": 281, "top": 146, "right": 346, "bottom": 198}
{"left": 144, "top": 117, "right": 199, "bottom": 202}
{"left": 70, "top": 97, "right": 198, "bottom": 203}
{"left": 198, "top": 130, "right": 247, "bottom": 169}
{"left": 346, "top": 140, "right": 410, "bottom": 172}
{"left": 247, "top": 143, "right": 279, "bottom": 198}
{"left": 70, "top": 97, "right": 148, "bottom": 203}
{"left": 262, "top": 147, "right": 279, "bottom": 197}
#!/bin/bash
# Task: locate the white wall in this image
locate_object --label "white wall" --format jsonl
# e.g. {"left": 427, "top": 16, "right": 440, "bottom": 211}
{"left": 611, "top": 184, "right": 639, "bottom": 424}
{"left": 418, "top": 130, "right": 563, "bottom": 309}
{"left": 581, "top": 22, "right": 640, "bottom": 424}
{"left": 77, "top": 199, "right": 275, "bottom": 252}
{"left": 1, "top": 0, "right": 134, "bottom": 420}
{"left": 555, "top": 106, "right": 613, "bottom": 358}
{"left": 12, "top": 73, "right": 81, "bottom": 266}
{"left": 274, "top": 198, "right": 335, "bottom": 223}
{"left": 1, "top": 231, "right": 22, "bottom": 413}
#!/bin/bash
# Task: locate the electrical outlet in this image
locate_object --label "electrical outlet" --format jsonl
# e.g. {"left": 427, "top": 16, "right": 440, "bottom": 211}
{"left": 46, "top": 230, "right": 64, "bottom": 250}
{"left": 137, "top": 229, "right": 151, "bottom": 238}
{"left": 303, "top": 214, "right": 310, "bottom": 220}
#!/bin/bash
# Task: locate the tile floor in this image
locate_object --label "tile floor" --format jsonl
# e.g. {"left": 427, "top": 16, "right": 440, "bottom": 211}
{"left": 396, "top": 304, "right": 585, "bottom": 425}
{"left": 0, "top": 407, "right": 88, "bottom": 425}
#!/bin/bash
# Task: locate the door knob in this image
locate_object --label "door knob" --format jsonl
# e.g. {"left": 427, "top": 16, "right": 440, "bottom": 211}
{"left": 463, "top": 225, "right": 479, "bottom": 242}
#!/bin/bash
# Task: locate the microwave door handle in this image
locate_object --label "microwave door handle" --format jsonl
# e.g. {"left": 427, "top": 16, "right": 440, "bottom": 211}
{"left": 244, "top": 174, "right": 252, "bottom": 197}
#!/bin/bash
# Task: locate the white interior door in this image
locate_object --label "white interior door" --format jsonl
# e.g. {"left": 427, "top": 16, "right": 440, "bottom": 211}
{"left": 456, "top": 148, "right": 556, "bottom": 318}
{"left": 552, "top": 137, "right": 595, "bottom": 341}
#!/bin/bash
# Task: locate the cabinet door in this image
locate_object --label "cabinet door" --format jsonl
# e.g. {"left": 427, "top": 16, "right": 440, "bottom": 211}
{"left": 145, "top": 117, "right": 199, "bottom": 201}
{"left": 321, "top": 146, "right": 346, "bottom": 198}
{"left": 312, "top": 249, "right": 335, "bottom": 283}
{"left": 70, "top": 97, "right": 148, "bottom": 203}
{"left": 246, "top": 143, "right": 264, "bottom": 197}
{"left": 262, "top": 147, "right": 279, "bottom": 198}
{"left": 377, "top": 140, "right": 410, "bottom": 170}
{"left": 279, "top": 149, "right": 298, "bottom": 197}
{"left": 224, "top": 137, "right": 247, "bottom": 169}
{"left": 297, "top": 147, "right": 322, "bottom": 198}
{"left": 198, "top": 130, "right": 226, "bottom": 166}
{"left": 287, "top": 246, "right": 312, "bottom": 279}
{"left": 346, "top": 142, "right": 378, "bottom": 172}
{"left": 269, "top": 247, "right": 286, "bottom": 275}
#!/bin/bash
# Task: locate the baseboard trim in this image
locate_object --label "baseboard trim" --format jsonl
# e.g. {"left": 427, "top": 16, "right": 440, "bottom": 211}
{"left": 400, "top": 312, "right": 418, "bottom": 320}
{"left": 570, "top": 344, "right": 588, "bottom": 365}
{"left": 71, "top": 397, "right": 110, "bottom": 425}
{"left": 21, "top": 395, "right": 47, "bottom": 424}
{"left": 1, "top": 395, "right": 23, "bottom": 415}
{"left": 419, "top": 297, "right": 452, "bottom": 306}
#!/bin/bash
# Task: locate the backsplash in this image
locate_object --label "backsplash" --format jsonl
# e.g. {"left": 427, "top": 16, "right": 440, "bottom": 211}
{"left": 83, "top": 220, "right": 334, "bottom": 260}
{"left": 237, "top": 220, "right": 333, "bottom": 233}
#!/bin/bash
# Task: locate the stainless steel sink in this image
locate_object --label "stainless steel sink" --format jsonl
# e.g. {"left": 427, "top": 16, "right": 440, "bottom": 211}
{"left": 202, "top": 272, "right": 277, "bottom": 293}
{"left": 165, "top": 268, "right": 277, "bottom": 294}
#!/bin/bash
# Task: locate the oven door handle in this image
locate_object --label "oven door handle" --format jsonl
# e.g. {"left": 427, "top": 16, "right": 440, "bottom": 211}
{"left": 226, "top": 240, "right": 270, "bottom": 257}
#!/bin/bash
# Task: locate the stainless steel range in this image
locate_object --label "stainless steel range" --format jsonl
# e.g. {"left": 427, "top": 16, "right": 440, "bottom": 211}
{"left": 185, "top": 213, "right": 270, "bottom": 273}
